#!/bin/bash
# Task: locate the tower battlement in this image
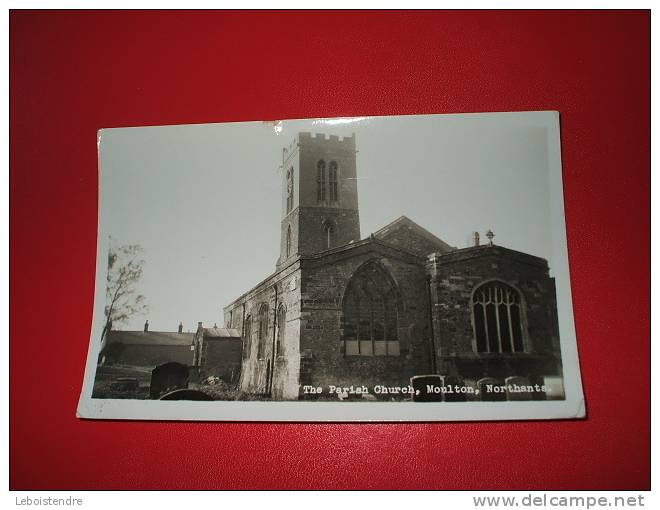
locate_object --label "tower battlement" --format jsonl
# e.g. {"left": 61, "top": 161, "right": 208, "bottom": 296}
{"left": 283, "top": 132, "right": 355, "bottom": 163}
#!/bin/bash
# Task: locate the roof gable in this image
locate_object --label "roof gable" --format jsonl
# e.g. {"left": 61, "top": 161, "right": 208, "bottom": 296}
{"left": 431, "top": 244, "right": 549, "bottom": 270}
{"left": 373, "top": 216, "right": 454, "bottom": 257}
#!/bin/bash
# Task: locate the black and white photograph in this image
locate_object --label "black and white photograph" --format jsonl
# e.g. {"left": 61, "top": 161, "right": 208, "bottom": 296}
{"left": 77, "top": 111, "right": 584, "bottom": 421}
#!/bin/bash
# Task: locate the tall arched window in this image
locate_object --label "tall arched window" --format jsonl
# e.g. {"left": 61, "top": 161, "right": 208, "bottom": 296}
{"left": 342, "top": 261, "right": 399, "bottom": 356}
{"left": 322, "top": 218, "right": 334, "bottom": 249}
{"left": 242, "top": 315, "right": 252, "bottom": 359}
{"left": 316, "top": 160, "right": 326, "bottom": 202}
{"left": 276, "top": 304, "right": 286, "bottom": 357}
{"left": 286, "top": 167, "right": 294, "bottom": 214}
{"left": 472, "top": 281, "right": 525, "bottom": 353}
{"left": 286, "top": 224, "right": 292, "bottom": 258}
{"left": 257, "top": 303, "right": 269, "bottom": 359}
{"left": 329, "top": 161, "right": 338, "bottom": 202}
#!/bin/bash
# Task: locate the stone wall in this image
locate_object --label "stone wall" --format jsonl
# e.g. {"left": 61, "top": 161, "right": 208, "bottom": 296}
{"left": 223, "top": 261, "right": 302, "bottom": 400}
{"left": 198, "top": 338, "right": 242, "bottom": 384}
{"left": 277, "top": 207, "right": 361, "bottom": 267}
{"left": 298, "top": 244, "right": 433, "bottom": 398}
{"left": 428, "top": 244, "right": 562, "bottom": 383}
{"left": 297, "top": 206, "right": 361, "bottom": 254}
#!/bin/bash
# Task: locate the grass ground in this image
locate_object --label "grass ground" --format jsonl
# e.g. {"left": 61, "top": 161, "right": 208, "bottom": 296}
{"left": 91, "top": 364, "right": 252, "bottom": 400}
{"left": 92, "top": 365, "right": 152, "bottom": 399}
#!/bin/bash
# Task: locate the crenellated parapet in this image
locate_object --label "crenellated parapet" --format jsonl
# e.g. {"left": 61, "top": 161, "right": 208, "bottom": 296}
{"left": 283, "top": 132, "right": 356, "bottom": 163}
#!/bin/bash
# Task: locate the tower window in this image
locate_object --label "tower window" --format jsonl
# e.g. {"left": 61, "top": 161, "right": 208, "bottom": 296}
{"left": 317, "top": 160, "right": 326, "bottom": 202}
{"left": 257, "top": 303, "right": 269, "bottom": 359}
{"left": 286, "top": 167, "right": 294, "bottom": 214}
{"left": 276, "top": 304, "right": 286, "bottom": 357}
{"left": 342, "top": 261, "right": 399, "bottom": 356}
{"left": 322, "top": 218, "right": 334, "bottom": 249}
{"left": 329, "top": 161, "right": 338, "bottom": 202}
{"left": 472, "top": 281, "right": 526, "bottom": 353}
{"left": 286, "top": 224, "right": 292, "bottom": 258}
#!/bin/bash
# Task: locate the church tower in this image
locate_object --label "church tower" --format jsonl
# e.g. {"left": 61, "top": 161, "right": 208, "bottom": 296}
{"left": 277, "top": 132, "right": 361, "bottom": 266}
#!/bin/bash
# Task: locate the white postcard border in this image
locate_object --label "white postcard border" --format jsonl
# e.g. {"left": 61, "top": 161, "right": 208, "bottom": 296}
{"left": 77, "top": 111, "right": 585, "bottom": 422}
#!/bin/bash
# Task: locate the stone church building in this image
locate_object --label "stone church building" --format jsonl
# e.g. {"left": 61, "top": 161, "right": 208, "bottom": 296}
{"left": 223, "top": 132, "right": 563, "bottom": 401}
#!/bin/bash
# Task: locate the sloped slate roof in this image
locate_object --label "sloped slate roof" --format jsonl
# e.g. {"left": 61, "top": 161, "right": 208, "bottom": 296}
{"left": 107, "top": 331, "right": 195, "bottom": 346}
{"left": 203, "top": 327, "right": 241, "bottom": 338}
{"left": 432, "top": 243, "right": 549, "bottom": 269}
{"left": 373, "top": 215, "right": 455, "bottom": 253}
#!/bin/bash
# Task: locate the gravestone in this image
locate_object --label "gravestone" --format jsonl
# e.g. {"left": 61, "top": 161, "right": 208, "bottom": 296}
{"left": 528, "top": 375, "right": 548, "bottom": 401}
{"left": 543, "top": 375, "right": 565, "bottom": 400}
{"left": 477, "top": 377, "right": 507, "bottom": 401}
{"left": 150, "top": 362, "right": 190, "bottom": 399}
{"left": 442, "top": 375, "right": 468, "bottom": 402}
{"left": 505, "top": 376, "right": 534, "bottom": 401}
{"left": 410, "top": 375, "right": 444, "bottom": 402}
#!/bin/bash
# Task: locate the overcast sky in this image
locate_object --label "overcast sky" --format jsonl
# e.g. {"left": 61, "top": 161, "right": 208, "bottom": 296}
{"left": 99, "top": 112, "right": 556, "bottom": 332}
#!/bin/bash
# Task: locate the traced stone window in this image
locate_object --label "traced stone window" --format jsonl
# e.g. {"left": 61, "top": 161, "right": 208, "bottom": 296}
{"left": 317, "top": 160, "right": 326, "bottom": 202}
{"left": 286, "top": 224, "right": 292, "bottom": 258}
{"left": 257, "top": 303, "right": 269, "bottom": 359}
{"left": 286, "top": 167, "right": 294, "bottom": 214}
{"left": 472, "top": 281, "right": 525, "bottom": 353}
{"left": 276, "top": 304, "right": 286, "bottom": 358}
{"left": 342, "top": 261, "right": 399, "bottom": 356}
{"left": 242, "top": 315, "right": 252, "bottom": 359}
{"left": 329, "top": 161, "right": 338, "bottom": 202}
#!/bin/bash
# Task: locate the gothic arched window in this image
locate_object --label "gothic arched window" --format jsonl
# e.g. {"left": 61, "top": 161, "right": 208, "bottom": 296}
{"left": 342, "top": 261, "right": 399, "bottom": 356}
{"left": 472, "top": 281, "right": 525, "bottom": 354}
{"left": 329, "top": 161, "right": 338, "bottom": 202}
{"left": 322, "top": 218, "right": 334, "bottom": 249}
{"left": 257, "top": 304, "right": 269, "bottom": 359}
{"left": 286, "top": 224, "right": 292, "bottom": 258}
{"left": 316, "top": 160, "right": 326, "bottom": 202}
{"left": 286, "top": 167, "right": 294, "bottom": 214}
{"left": 276, "top": 304, "right": 286, "bottom": 358}
{"left": 242, "top": 315, "right": 252, "bottom": 359}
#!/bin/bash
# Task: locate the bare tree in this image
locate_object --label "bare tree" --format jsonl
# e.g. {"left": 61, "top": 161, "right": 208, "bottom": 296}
{"left": 102, "top": 241, "right": 148, "bottom": 343}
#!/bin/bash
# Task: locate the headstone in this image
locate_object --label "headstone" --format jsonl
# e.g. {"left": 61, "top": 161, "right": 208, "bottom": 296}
{"left": 150, "top": 362, "right": 190, "bottom": 399}
{"left": 477, "top": 377, "right": 507, "bottom": 401}
{"left": 442, "top": 375, "right": 468, "bottom": 402}
{"left": 505, "top": 376, "right": 534, "bottom": 401}
{"left": 411, "top": 375, "right": 444, "bottom": 402}
{"left": 543, "top": 376, "right": 565, "bottom": 400}
{"left": 528, "top": 375, "right": 548, "bottom": 401}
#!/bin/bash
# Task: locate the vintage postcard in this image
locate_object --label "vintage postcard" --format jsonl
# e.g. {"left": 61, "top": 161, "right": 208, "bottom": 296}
{"left": 77, "top": 111, "right": 585, "bottom": 421}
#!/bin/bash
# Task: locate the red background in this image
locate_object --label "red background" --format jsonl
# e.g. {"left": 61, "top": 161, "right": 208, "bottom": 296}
{"left": 10, "top": 10, "right": 650, "bottom": 490}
